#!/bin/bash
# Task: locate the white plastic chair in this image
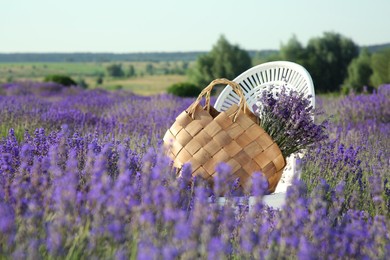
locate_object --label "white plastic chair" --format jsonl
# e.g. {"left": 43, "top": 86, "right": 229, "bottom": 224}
{"left": 214, "top": 61, "right": 315, "bottom": 206}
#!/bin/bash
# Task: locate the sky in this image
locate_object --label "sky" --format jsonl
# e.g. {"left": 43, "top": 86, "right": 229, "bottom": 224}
{"left": 1, "top": 0, "right": 390, "bottom": 53}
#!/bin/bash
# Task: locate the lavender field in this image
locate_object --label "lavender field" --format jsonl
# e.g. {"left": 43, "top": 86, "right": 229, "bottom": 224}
{"left": 0, "top": 82, "right": 389, "bottom": 259}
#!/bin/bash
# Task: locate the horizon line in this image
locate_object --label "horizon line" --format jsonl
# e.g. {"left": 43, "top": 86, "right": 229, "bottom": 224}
{"left": 0, "top": 49, "right": 278, "bottom": 54}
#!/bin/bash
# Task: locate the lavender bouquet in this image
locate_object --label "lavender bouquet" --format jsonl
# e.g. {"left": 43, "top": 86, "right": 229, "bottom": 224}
{"left": 254, "top": 85, "right": 328, "bottom": 158}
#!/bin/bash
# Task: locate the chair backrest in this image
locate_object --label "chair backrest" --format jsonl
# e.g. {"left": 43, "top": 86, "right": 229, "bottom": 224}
{"left": 214, "top": 61, "right": 315, "bottom": 112}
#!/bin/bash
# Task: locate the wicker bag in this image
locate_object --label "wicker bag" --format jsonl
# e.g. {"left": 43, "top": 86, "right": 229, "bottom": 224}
{"left": 163, "top": 78, "right": 286, "bottom": 194}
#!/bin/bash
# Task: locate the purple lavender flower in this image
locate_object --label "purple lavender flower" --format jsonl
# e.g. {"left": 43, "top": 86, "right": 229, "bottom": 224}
{"left": 251, "top": 171, "right": 269, "bottom": 197}
{"left": 255, "top": 86, "right": 328, "bottom": 157}
{"left": 0, "top": 202, "right": 15, "bottom": 240}
{"left": 0, "top": 81, "right": 389, "bottom": 259}
{"left": 207, "top": 237, "right": 226, "bottom": 260}
{"left": 213, "top": 162, "right": 232, "bottom": 196}
{"left": 114, "top": 248, "right": 129, "bottom": 260}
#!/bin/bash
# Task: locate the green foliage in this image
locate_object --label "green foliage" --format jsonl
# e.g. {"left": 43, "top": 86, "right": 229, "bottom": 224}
{"left": 127, "top": 64, "right": 136, "bottom": 77}
{"left": 343, "top": 48, "right": 373, "bottom": 94}
{"left": 370, "top": 48, "right": 390, "bottom": 87}
{"left": 0, "top": 52, "right": 206, "bottom": 62}
{"left": 252, "top": 50, "right": 281, "bottom": 64}
{"left": 43, "top": 74, "right": 77, "bottom": 86}
{"left": 280, "top": 32, "right": 359, "bottom": 93}
{"left": 111, "top": 85, "right": 123, "bottom": 90}
{"left": 96, "top": 75, "right": 104, "bottom": 85}
{"left": 365, "top": 42, "right": 390, "bottom": 53}
{"left": 305, "top": 32, "right": 359, "bottom": 93}
{"left": 106, "top": 63, "right": 125, "bottom": 77}
{"left": 164, "top": 61, "right": 188, "bottom": 75}
{"left": 181, "top": 61, "right": 189, "bottom": 71}
{"left": 189, "top": 35, "right": 252, "bottom": 87}
{"left": 77, "top": 78, "right": 88, "bottom": 89}
{"left": 145, "top": 63, "right": 154, "bottom": 75}
{"left": 280, "top": 35, "right": 306, "bottom": 64}
{"left": 167, "top": 82, "right": 201, "bottom": 97}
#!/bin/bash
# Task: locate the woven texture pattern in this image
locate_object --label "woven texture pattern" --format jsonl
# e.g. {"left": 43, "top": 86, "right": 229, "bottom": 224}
{"left": 163, "top": 79, "right": 286, "bottom": 193}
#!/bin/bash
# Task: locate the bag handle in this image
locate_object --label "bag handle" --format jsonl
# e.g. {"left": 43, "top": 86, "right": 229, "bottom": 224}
{"left": 187, "top": 78, "right": 248, "bottom": 122}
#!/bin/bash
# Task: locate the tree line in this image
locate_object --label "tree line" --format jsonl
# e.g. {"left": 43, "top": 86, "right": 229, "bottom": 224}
{"left": 0, "top": 52, "right": 206, "bottom": 62}
{"left": 278, "top": 33, "right": 390, "bottom": 93}
{"left": 2, "top": 33, "right": 389, "bottom": 94}
{"left": 187, "top": 34, "right": 390, "bottom": 94}
{"left": 105, "top": 62, "right": 189, "bottom": 78}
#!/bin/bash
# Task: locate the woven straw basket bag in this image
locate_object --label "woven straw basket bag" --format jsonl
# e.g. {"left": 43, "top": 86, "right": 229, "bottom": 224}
{"left": 163, "top": 78, "right": 286, "bottom": 194}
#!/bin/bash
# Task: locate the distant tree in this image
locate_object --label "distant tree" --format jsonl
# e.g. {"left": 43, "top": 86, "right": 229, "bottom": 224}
{"left": 168, "top": 61, "right": 188, "bottom": 75}
{"left": 370, "top": 48, "right": 390, "bottom": 87}
{"left": 181, "top": 61, "right": 189, "bottom": 71}
{"left": 167, "top": 82, "right": 202, "bottom": 97}
{"left": 177, "top": 61, "right": 189, "bottom": 75}
{"left": 252, "top": 50, "right": 281, "bottom": 65}
{"left": 280, "top": 35, "right": 306, "bottom": 64}
{"left": 106, "top": 63, "right": 125, "bottom": 77}
{"left": 44, "top": 74, "right": 77, "bottom": 86}
{"left": 96, "top": 75, "right": 104, "bottom": 85}
{"left": 343, "top": 48, "right": 373, "bottom": 93}
{"left": 127, "top": 65, "right": 136, "bottom": 77}
{"left": 189, "top": 35, "right": 252, "bottom": 87}
{"left": 146, "top": 63, "right": 155, "bottom": 75}
{"left": 77, "top": 78, "right": 88, "bottom": 89}
{"left": 304, "top": 32, "right": 359, "bottom": 92}
{"left": 112, "top": 85, "right": 123, "bottom": 90}
{"left": 162, "top": 68, "right": 170, "bottom": 75}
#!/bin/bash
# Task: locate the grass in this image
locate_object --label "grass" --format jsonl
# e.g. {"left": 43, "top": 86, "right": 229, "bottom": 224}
{"left": 103, "top": 75, "right": 187, "bottom": 95}
{"left": 0, "top": 61, "right": 191, "bottom": 78}
{"left": 0, "top": 62, "right": 106, "bottom": 78}
{"left": 0, "top": 61, "right": 191, "bottom": 95}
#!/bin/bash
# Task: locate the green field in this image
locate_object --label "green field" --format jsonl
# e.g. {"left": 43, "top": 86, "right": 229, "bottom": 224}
{"left": 105, "top": 74, "right": 187, "bottom": 95}
{"left": 0, "top": 61, "right": 190, "bottom": 95}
